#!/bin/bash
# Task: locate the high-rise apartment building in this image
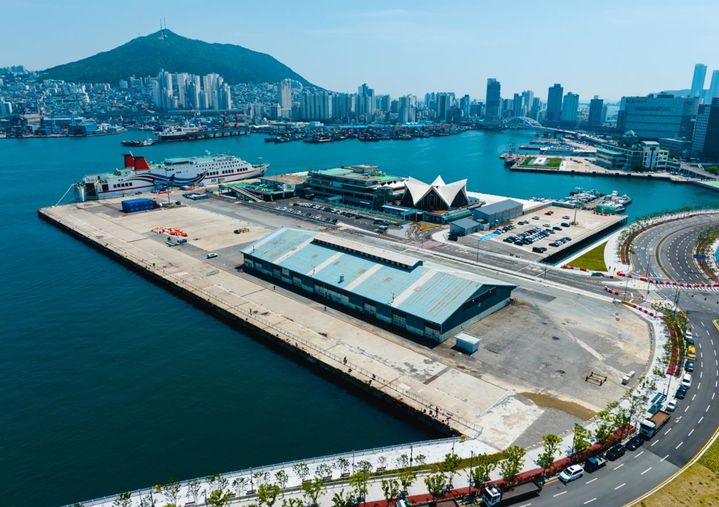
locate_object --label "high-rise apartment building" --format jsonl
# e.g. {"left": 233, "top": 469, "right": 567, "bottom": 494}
{"left": 708, "top": 70, "right": 719, "bottom": 102}
{"left": 357, "top": 83, "right": 375, "bottom": 120}
{"left": 691, "top": 63, "right": 707, "bottom": 98}
{"left": 545, "top": 83, "right": 564, "bottom": 126}
{"left": 561, "top": 92, "right": 579, "bottom": 126}
{"left": 588, "top": 96, "right": 605, "bottom": 127}
{"left": 485, "top": 78, "right": 501, "bottom": 122}
{"left": 278, "top": 79, "right": 292, "bottom": 119}
{"left": 399, "top": 95, "right": 417, "bottom": 123}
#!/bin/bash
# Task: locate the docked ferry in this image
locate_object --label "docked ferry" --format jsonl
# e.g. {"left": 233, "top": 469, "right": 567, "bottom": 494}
{"left": 74, "top": 153, "right": 268, "bottom": 201}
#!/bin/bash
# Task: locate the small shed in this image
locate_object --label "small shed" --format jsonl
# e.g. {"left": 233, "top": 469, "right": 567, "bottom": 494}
{"left": 454, "top": 332, "right": 481, "bottom": 354}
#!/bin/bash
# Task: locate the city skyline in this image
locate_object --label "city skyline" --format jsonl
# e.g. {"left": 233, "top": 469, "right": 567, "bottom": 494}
{"left": 3, "top": 0, "right": 719, "bottom": 100}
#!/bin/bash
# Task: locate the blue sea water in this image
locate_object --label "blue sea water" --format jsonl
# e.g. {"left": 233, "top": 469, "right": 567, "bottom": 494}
{"left": 0, "top": 131, "right": 716, "bottom": 506}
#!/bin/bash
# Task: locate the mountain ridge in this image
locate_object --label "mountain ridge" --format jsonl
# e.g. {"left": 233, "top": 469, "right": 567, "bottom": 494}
{"left": 41, "top": 29, "right": 314, "bottom": 86}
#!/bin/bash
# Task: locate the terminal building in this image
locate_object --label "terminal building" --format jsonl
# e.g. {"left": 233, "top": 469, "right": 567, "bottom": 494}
{"left": 242, "top": 228, "right": 516, "bottom": 342}
{"left": 303, "top": 165, "right": 405, "bottom": 209}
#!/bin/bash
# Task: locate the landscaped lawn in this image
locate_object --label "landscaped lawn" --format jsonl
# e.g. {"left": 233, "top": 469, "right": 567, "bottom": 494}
{"left": 567, "top": 242, "right": 607, "bottom": 271}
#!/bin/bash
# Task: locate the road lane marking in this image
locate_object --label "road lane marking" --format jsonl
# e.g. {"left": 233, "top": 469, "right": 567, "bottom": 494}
{"left": 693, "top": 394, "right": 697, "bottom": 401}
{"left": 689, "top": 428, "right": 695, "bottom": 437}
{"left": 641, "top": 467, "right": 653, "bottom": 475}
{"left": 584, "top": 498, "right": 597, "bottom": 505}
{"left": 615, "top": 483, "right": 626, "bottom": 490}
{"left": 676, "top": 441, "right": 684, "bottom": 450}
{"left": 701, "top": 371, "right": 703, "bottom": 378}
{"left": 685, "top": 406, "right": 690, "bottom": 413}
{"left": 635, "top": 451, "right": 645, "bottom": 458}
{"left": 699, "top": 416, "right": 705, "bottom": 424}
{"left": 651, "top": 440, "right": 659, "bottom": 447}
{"left": 661, "top": 454, "right": 669, "bottom": 462}
{"left": 713, "top": 392, "right": 716, "bottom": 400}
{"left": 518, "top": 504, "right": 531, "bottom": 507}
{"left": 665, "top": 427, "right": 673, "bottom": 435}
{"left": 554, "top": 491, "right": 567, "bottom": 497}
{"left": 614, "top": 463, "right": 624, "bottom": 470}
{"left": 707, "top": 404, "right": 711, "bottom": 413}
{"left": 586, "top": 478, "right": 598, "bottom": 485}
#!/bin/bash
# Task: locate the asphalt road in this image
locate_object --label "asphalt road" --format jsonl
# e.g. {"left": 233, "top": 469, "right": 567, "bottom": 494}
{"left": 521, "top": 214, "right": 719, "bottom": 506}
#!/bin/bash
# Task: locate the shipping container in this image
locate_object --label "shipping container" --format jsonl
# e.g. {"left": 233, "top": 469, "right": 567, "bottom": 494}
{"left": 121, "top": 198, "right": 156, "bottom": 213}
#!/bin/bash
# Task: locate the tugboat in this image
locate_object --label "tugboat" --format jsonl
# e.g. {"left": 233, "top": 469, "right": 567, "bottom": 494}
{"left": 121, "top": 138, "right": 157, "bottom": 147}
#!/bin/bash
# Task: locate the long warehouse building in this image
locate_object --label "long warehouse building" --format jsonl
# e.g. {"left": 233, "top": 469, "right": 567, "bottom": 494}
{"left": 241, "top": 228, "right": 516, "bottom": 342}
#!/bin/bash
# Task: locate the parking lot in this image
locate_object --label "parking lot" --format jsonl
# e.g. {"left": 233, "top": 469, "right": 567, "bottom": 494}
{"left": 461, "top": 205, "right": 626, "bottom": 261}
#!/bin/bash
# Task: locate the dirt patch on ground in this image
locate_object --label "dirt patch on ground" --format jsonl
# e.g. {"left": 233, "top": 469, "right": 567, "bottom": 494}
{"left": 519, "top": 392, "right": 596, "bottom": 420}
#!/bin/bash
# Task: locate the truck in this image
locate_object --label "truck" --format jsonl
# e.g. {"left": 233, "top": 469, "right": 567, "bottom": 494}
{"left": 480, "top": 478, "right": 544, "bottom": 506}
{"left": 639, "top": 410, "right": 671, "bottom": 439}
{"left": 584, "top": 455, "right": 608, "bottom": 472}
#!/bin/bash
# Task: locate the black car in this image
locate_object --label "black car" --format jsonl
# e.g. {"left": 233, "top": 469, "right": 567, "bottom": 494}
{"left": 606, "top": 443, "right": 625, "bottom": 461}
{"left": 676, "top": 385, "right": 689, "bottom": 399}
{"left": 532, "top": 246, "right": 547, "bottom": 253}
{"left": 626, "top": 435, "right": 644, "bottom": 451}
{"left": 685, "top": 359, "right": 695, "bottom": 372}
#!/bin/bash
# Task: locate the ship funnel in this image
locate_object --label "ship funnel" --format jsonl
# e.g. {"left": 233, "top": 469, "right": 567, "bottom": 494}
{"left": 133, "top": 156, "right": 150, "bottom": 171}
{"left": 123, "top": 154, "right": 135, "bottom": 168}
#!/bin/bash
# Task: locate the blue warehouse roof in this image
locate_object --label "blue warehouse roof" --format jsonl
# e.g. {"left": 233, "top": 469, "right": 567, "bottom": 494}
{"left": 242, "top": 228, "right": 515, "bottom": 325}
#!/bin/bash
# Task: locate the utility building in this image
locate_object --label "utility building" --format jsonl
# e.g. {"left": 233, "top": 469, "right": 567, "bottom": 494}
{"left": 242, "top": 228, "right": 516, "bottom": 342}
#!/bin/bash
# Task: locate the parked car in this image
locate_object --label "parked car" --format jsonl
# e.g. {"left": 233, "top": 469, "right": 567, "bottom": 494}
{"left": 676, "top": 385, "right": 689, "bottom": 399}
{"left": 562, "top": 215, "right": 570, "bottom": 220}
{"left": 686, "top": 345, "right": 697, "bottom": 360}
{"left": 685, "top": 332, "right": 695, "bottom": 345}
{"left": 606, "top": 443, "right": 626, "bottom": 461}
{"left": 584, "top": 455, "right": 608, "bottom": 473}
{"left": 626, "top": 435, "right": 644, "bottom": 450}
{"left": 681, "top": 373, "right": 692, "bottom": 388}
{"left": 559, "top": 464, "right": 584, "bottom": 483}
{"left": 553, "top": 226, "right": 563, "bottom": 231}
{"left": 665, "top": 399, "right": 677, "bottom": 412}
{"left": 532, "top": 246, "right": 548, "bottom": 253}
{"left": 206, "top": 252, "right": 218, "bottom": 259}
{"left": 684, "top": 359, "right": 695, "bottom": 372}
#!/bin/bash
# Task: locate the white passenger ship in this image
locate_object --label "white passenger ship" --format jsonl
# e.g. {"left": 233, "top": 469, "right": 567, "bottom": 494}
{"left": 74, "top": 153, "right": 268, "bottom": 201}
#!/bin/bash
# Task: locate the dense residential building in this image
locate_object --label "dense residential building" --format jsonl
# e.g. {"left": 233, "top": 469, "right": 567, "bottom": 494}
{"left": 545, "top": 83, "right": 564, "bottom": 126}
{"left": 300, "top": 91, "right": 331, "bottom": 121}
{"left": 617, "top": 94, "right": 699, "bottom": 139}
{"left": 691, "top": 63, "right": 707, "bottom": 98}
{"left": 587, "top": 96, "right": 605, "bottom": 127}
{"left": 356, "top": 83, "right": 375, "bottom": 120}
{"left": 0, "top": 97, "right": 12, "bottom": 115}
{"left": 521, "top": 90, "right": 534, "bottom": 116}
{"left": 692, "top": 98, "right": 719, "bottom": 160}
{"left": 398, "top": 95, "right": 417, "bottom": 123}
{"left": 151, "top": 70, "right": 232, "bottom": 111}
{"left": 485, "top": 78, "right": 501, "bottom": 122}
{"left": 561, "top": 92, "right": 579, "bottom": 127}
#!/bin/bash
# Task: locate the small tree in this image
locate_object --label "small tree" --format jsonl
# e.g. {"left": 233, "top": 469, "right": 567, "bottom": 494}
{"left": 377, "top": 456, "right": 387, "bottom": 470}
{"left": 356, "top": 460, "right": 373, "bottom": 474}
{"left": 470, "top": 459, "right": 496, "bottom": 489}
{"left": 188, "top": 479, "right": 202, "bottom": 504}
{"left": 282, "top": 498, "right": 304, "bottom": 507}
{"left": 315, "top": 463, "right": 333, "bottom": 480}
{"left": 398, "top": 468, "right": 417, "bottom": 494}
{"left": 415, "top": 454, "right": 427, "bottom": 467}
{"left": 594, "top": 409, "right": 616, "bottom": 446}
{"left": 499, "top": 446, "right": 526, "bottom": 483}
{"left": 424, "top": 473, "right": 447, "bottom": 499}
{"left": 537, "top": 434, "right": 562, "bottom": 471}
{"left": 335, "top": 457, "right": 351, "bottom": 476}
{"left": 207, "top": 489, "right": 233, "bottom": 507}
{"left": 332, "top": 490, "right": 354, "bottom": 507}
{"left": 253, "top": 471, "right": 270, "bottom": 488}
{"left": 395, "top": 454, "right": 410, "bottom": 470}
{"left": 293, "top": 463, "right": 311, "bottom": 483}
{"left": 349, "top": 471, "right": 370, "bottom": 502}
{"left": 572, "top": 424, "right": 592, "bottom": 457}
{"left": 113, "top": 492, "right": 132, "bottom": 507}
{"left": 381, "top": 478, "right": 400, "bottom": 506}
{"left": 257, "top": 483, "right": 282, "bottom": 507}
{"left": 275, "top": 470, "right": 289, "bottom": 490}
{"left": 233, "top": 477, "right": 249, "bottom": 496}
{"left": 162, "top": 478, "right": 181, "bottom": 505}
{"left": 138, "top": 494, "right": 153, "bottom": 507}
{"left": 441, "top": 453, "right": 461, "bottom": 488}
{"left": 302, "top": 478, "right": 325, "bottom": 507}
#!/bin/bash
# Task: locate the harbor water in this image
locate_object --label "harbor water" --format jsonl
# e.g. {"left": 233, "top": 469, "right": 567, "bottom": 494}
{"left": 1, "top": 131, "right": 717, "bottom": 507}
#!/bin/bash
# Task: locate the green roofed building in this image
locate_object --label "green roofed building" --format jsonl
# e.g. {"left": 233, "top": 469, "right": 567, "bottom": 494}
{"left": 242, "top": 228, "right": 516, "bottom": 342}
{"left": 304, "top": 165, "right": 406, "bottom": 209}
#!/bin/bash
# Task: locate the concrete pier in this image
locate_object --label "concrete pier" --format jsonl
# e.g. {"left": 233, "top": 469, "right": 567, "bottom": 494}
{"left": 38, "top": 200, "right": 511, "bottom": 441}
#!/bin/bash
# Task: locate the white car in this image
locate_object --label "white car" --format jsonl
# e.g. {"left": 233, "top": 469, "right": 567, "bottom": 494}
{"left": 681, "top": 374, "right": 692, "bottom": 388}
{"left": 559, "top": 464, "right": 584, "bottom": 483}
{"left": 665, "top": 399, "right": 677, "bottom": 412}
{"left": 206, "top": 252, "right": 218, "bottom": 259}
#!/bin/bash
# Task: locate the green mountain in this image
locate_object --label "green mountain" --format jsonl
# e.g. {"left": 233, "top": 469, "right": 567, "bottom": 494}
{"left": 41, "top": 29, "right": 313, "bottom": 86}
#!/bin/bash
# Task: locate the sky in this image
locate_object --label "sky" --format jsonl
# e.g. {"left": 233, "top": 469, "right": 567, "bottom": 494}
{"left": 3, "top": 0, "right": 719, "bottom": 101}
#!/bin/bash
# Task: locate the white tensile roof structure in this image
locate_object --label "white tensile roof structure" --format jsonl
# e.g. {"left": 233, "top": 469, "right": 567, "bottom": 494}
{"left": 402, "top": 176, "right": 469, "bottom": 210}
